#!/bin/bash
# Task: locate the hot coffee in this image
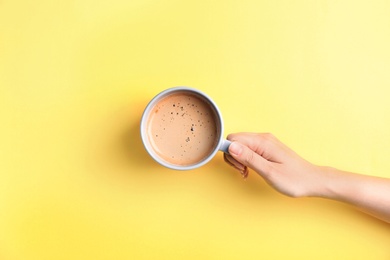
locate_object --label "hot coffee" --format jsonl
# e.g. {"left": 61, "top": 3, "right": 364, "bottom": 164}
{"left": 146, "top": 91, "right": 221, "bottom": 166}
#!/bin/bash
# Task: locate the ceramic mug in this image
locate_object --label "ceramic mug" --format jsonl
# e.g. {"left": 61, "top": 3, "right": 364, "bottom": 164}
{"left": 140, "top": 87, "right": 231, "bottom": 170}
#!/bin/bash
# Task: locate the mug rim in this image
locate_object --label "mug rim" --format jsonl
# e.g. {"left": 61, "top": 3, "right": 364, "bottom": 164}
{"left": 140, "top": 86, "right": 225, "bottom": 170}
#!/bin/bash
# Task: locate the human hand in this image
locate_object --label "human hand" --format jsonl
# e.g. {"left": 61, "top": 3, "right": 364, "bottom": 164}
{"left": 224, "top": 133, "right": 325, "bottom": 198}
{"left": 224, "top": 132, "right": 390, "bottom": 222}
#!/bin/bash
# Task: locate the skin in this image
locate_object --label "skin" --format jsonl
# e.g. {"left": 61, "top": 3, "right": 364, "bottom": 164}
{"left": 224, "top": 132, "right": 390, "bottom": 223}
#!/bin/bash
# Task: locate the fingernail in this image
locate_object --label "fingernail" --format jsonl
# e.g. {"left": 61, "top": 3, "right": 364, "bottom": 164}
{"left": 240, "top": 167, "right": 249, "bottom": 179}
{"left": 229, "top": 142, "right": 242, "bottom": 156}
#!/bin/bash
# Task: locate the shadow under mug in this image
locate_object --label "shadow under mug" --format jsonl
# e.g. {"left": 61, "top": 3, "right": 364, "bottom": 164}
{"left": 140, "top": 87, "right": 231, "bottom": 170}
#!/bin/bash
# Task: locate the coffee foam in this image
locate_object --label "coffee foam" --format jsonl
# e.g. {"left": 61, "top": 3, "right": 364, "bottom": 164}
{"left": 147, "top": 92, "right": 220, "bottom": 166}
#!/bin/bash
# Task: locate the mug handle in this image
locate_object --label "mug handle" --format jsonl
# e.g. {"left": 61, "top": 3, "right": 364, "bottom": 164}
{"left": 219, "top": 140, "right": 232, "bottom": 154}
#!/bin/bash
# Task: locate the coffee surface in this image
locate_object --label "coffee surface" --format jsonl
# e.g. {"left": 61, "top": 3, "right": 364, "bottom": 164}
{"left": 147, "top": 92, "right": 220, "bottom": 166}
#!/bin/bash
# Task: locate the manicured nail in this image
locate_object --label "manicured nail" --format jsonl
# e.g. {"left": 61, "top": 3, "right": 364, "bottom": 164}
{"left": 229, "top": 142, "right": 243, "bottom": 156}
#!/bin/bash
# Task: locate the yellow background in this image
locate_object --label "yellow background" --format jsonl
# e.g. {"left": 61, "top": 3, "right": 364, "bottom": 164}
{"left": 1, "top": 0, "right": 390, "bottom": 259}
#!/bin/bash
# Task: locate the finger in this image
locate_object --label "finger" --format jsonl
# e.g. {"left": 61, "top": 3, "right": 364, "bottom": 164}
{"left": 227, "top": 132, "right": 289, "bottom": 163}
{"left": 241, "top": 165, "right": 249, "bottom": 179}
{"left": 224, "top": 153, "right": 246, "bottom": 172}
{"left": 228, "top": 141, "right": 272, "bottom": 178}
{"left": 224, "top": 153, "right": 249, "bottom": 179}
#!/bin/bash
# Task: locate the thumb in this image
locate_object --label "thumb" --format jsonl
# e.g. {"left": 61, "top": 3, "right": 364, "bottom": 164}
{"left": 228, "top": 142, "right": 272, "bottom": 177}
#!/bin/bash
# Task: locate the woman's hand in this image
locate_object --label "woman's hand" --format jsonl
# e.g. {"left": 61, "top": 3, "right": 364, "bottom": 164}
{"left": 224, "top": 133, "right": 325, "bottom": 197}
{"left": 224, "top": 132, "right": 390, "bottom": 223}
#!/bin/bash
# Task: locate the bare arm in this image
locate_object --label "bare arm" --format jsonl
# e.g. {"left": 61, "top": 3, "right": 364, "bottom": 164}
{"left": 224, "top": 133, "right": 390, "bottom": 223}
{"left": 320, "top": 167, "right": 390, "bottom": 222}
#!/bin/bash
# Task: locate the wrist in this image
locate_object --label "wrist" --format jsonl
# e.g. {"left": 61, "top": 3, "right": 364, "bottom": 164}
{"left": 310, "top": 166, "right": 358, "bottom": 201}
{"left": 308, "top": 165, "right": 340, "bottom": 199}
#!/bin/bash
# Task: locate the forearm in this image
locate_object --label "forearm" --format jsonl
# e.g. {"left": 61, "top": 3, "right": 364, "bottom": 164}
{"left": 316, "top": 166, "right": 390, "bottom": 223}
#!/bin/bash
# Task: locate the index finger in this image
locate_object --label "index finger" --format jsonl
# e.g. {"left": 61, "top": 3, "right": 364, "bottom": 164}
{"left": 226, "top": 132, "right": 291, "bottom": 164}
